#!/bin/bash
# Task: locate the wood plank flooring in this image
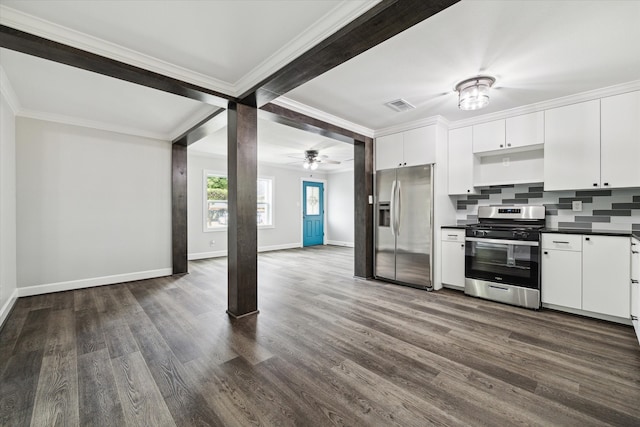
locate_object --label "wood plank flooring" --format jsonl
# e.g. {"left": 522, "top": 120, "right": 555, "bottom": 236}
{"left": 1, "top": 245, "right": 639, "bottom": 426}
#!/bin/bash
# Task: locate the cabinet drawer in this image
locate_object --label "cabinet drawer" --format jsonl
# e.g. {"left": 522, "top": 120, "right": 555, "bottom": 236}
{"left": 442, "top": 229, "right": 465, "bottom": 242}
{"left": 541, "top": 234, "right": 582, "bottom": 251}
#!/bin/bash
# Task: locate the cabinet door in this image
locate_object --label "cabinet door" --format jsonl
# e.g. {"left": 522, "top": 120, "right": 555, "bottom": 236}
{"left": 582, "top": 235, "right": 631, "bottom": 318}
{"left": 632, "top": 238, "right": 639, "bottom": 318}
{"left": 448, "top": 127, "right": 477, "bottom": 195}
{"left": 404, "top": 126, "right": 436, "bottom": 166}
{"left": 506, "top": 111, "right": 544, "bottom": 149}
{"left": 473, "top": 120, "right": 505, "bottom": 153}
{"left": 601, "top": 91, "right": 640, "bottom": 189}
{"left": 376, "top": 133, "right": 403, "bottom": 170}
{"left": 541, "top": 249, "right": 582, "bottom": 309}
{"left": 544, "top": 100, "right": 600, "bottom": 191}
{"left": 441, "top": 240, "right": 466, "bottom": 288}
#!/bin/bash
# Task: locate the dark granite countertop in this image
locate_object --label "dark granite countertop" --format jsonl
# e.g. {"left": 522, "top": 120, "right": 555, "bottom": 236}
{"left": 542, "top": 228, "right": 640, "bottom": 240}
{"left": 441, "top": 225, "right": 467, "bottom": 229}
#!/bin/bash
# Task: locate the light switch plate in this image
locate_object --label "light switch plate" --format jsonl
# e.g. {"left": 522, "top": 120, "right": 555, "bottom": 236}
{"left": 572, "top": 200, "right": 582, "bottom": 211}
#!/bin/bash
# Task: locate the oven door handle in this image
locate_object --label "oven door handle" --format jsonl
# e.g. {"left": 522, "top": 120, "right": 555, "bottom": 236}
{"left": 465, "top": 237, "right": 539, "bottom": 247}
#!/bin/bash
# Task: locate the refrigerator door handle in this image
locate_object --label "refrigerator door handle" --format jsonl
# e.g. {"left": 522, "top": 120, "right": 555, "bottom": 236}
{"left": 395, "top": 180, "right": 402, "bottom": 235}
{"left": 390, "top": 180, "right": 397, "bottom": 236}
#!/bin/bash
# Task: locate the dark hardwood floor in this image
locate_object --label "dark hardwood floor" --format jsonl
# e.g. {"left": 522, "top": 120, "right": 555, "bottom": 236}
{"left": 1, "top": 245, "right": 639, "bottom": 426}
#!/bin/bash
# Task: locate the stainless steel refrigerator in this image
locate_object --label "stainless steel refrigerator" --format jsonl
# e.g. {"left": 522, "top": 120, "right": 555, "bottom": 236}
{"left": 375, "top": 164, "right": 433, "bottom": 290}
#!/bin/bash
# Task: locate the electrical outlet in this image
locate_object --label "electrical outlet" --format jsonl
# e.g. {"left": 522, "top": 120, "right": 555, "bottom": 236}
{"left": 209, "top": 240, "right": 216, "bottom": 247}
{"left": 502, "top": 157, "right": 510, "bottom": 167}
{"left": 572, "top": 200, "right": 582, "bottom": 212}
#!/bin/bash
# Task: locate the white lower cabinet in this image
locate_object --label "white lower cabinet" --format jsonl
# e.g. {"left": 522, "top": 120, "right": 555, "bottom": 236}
{"left": 631, "top": 238, "right": 639, "bottom": 338}
{"left": 441, "top": 229, "right": 465, "bottom": 288}
{"left": 582, "top": 235, "right": 631, "bottom": 318}
{"left": 541, "top": 247, "right": 582, "bottom": 309}
{"left": 541, "top": 233, "right": 631, "bottom": 320}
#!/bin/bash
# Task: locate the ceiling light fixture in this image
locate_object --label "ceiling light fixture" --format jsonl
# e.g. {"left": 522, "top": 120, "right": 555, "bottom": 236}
{"left": 455, "top": 76, "right": 496, "bottom": 111}
{"left": 303, "top": 150, "right": 319, "bottom": 170}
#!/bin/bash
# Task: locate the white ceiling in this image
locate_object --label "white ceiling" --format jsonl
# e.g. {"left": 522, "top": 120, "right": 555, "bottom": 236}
{"left": 285, "top": 0, "right": 640, "bottom": 129}
{"left": 189, "top": 116, "right": 354, "bottom": 173}
{"left": 1, "top": 0, "right": 639, "bottom": 170}
{"left": 0, "top": 0, "right": 376, "bottom": 95}
{"left": 0, "top": 48, "right": 217, "bottom": 139}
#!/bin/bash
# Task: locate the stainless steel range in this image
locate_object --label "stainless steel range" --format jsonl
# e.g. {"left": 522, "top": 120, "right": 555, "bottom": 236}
{"left": 465, "top": 205, "right": 545, "bottom": 309}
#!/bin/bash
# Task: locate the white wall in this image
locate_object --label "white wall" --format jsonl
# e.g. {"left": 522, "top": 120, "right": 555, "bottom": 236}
{"left": 187, "top": 150, "right": 329, "bottom": 259}
{"left": 16, "top": 118, "right": 172, "bottom": 294}
{"left": 0, "top": 87, "right": 18, "bottom": 324}
{"left": 327, "top": 170, "right": 354, "bottom": 246}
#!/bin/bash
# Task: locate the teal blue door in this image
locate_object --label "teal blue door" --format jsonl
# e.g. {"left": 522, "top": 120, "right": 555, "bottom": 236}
{"left": 303, "top": 181, "right": 324, "bottom": 247}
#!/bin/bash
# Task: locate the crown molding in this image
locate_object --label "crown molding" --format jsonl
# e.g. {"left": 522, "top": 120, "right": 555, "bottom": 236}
{"left": 234, "top": 0, "right": 381, "bottom": 96}
{"left": 0, "top": 5, "right": 233, "bottom": 97}
{"left": 373, "top": 115, "right": 450, "bottom": 138}
{"left": 448, "top": 80, "right": 640, "bottom": 129}
{"left": 271, "top": 96, "right": 374, "bottom": 138}
{"left": 17, "top": 108, "right": 170, "bottom": 141}
{"left": 0, "top": 66, "right": 20, "bottom": 113}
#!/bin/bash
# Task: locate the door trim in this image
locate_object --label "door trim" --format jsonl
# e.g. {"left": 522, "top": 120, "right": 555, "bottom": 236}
{"left": 300, "top": 178, "right": 328, "bottom": 247}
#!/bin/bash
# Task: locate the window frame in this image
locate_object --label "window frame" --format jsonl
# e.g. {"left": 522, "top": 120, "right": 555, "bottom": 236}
{"left": 202, "top": 170, "right": 274, "bottom": 232}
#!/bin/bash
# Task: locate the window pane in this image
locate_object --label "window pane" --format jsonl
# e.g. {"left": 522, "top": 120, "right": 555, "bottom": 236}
{"left": 206, "top": 175, "right": 228, "bottom": 228}
{"left": 306, "top": 186, "right": 320, "bottom": 215}
{"left": 204, "top": 174, "right": 273, "bottom": 229}
{"left": 257, "top": 178, "right": 272, "bottom": 226}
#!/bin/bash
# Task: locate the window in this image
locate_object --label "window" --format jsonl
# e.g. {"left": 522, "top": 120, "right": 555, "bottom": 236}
{"left": 204, "top": 171, "right": 273, "bottom": 231}
{"left": 257, "top": 177, "right": 273, "bottom": 226}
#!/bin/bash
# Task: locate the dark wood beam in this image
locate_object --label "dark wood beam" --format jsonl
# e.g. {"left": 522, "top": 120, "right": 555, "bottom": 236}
{"left": 354, "top": 137, "right": 374, "bottom": 279}
{"left": 260, "top": 103, "right": 368, "bottom": 144}
{"left": 172, "top": 144, "right": 188, "bottom": 274}
{"left": 172, "top": 107, "right": 226, "bottom": 146}
{"left": 0, "top": 24, "right": 231, "bottom": 106}
{"left": 227, "top": 103, "right": 259, "bottom": 318}
{"left": 240, "top": 0, "right": 460, "bottom": 106}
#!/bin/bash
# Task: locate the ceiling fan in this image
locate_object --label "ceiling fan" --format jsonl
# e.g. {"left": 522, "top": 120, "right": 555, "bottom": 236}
{"left": 288, "top": 150, "right": 342, "bottom": 170}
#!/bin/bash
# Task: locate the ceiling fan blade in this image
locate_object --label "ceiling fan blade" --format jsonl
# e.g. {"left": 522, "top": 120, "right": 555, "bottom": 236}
{"left": 319, "top": 159, "right": 341, "bottom": 164}
{"left": 286, "top": 153, "right": 306, "bottom": 159}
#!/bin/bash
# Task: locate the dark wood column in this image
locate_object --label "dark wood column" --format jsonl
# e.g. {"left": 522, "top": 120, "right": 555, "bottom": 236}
{"left": 354, "top": 137, "right": 374, "bottom": 279}
{"left": 227, "top": 102, "right": 258, "bottom": 318}
{"left": 172, "top": 144, "right": 188, "bottom": 274}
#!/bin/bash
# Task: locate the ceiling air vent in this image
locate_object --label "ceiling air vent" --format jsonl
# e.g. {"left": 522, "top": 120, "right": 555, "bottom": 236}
{"left": 385, "top": 98, "right": 415, "bottom": 112}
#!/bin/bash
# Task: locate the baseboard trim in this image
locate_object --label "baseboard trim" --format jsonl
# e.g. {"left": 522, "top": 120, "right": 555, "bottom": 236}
{"left": 542, "top": 303, "right": 633, "bottom": 325}
{"left": 258, "top": 243, "right": 302, "bottom": 252}
{"left": 326, "top": 240, "right": 354, "bottom": 248}
{"left": 188, "top": 243, "right": 302, "bottom": 260}
{"left": 17, "top": 268, "right": 173, "bottom": 297}
{"left": 0, "top": 288, "right": 19, "bottom": 330}
{"left": 188, "top": 250, "right": 227, "bottom": 260}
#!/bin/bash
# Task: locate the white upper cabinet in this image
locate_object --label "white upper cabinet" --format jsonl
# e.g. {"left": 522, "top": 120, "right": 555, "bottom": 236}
{"left": 544, "top": 100, "right": 601, "bottom": 191}
{"left": 403, "top": 126, "right": 436, "bottom": 167}
{"left": 375, "top": 133, "right": 403, "bottom": 170}
{"left": 473, "top": 120, "right": 505, "bottom": 154}
{"left": 506, "top": 111, "right": 545, "bottom": 149}
{"left": 375, "top": 126, "right": 436, "bottom": 170}
{"left": 601, "top": 91, "right": 640, "bottom": 189}
{"left": 448, "top": 127, "right": 477, "bottom": 195}
{"left": 472, "top": 112, "right": 544, "bottom": 155}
